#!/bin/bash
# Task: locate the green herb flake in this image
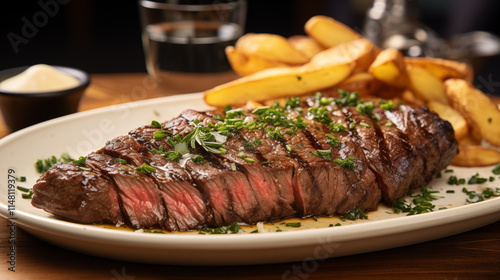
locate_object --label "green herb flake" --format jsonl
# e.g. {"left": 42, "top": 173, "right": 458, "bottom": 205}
{"left": 446, "top": 190, "right": 455, "bottom": 193}
{"left": 492, "top": 164, "right": 500, "bottom": 175}
{"left": 244, "top": 158, "right": 255, "bottom": 163}
{"left": 153, "top": 130, "right": 166, "bottom": 140}
{"left": 329, "top": 122, "right": 347, "bottom": 132}
{"left": 340, "top": 208, "right": 368, "bottom": 221}
{"left": 151, "top": 120, "right": 162, "bottom": 129}
{"left": 199, "top": 222, "right": 242, "bottom": 234}
{"left": 16, "top": 186, "right": 31, "bottom": 193}
{"left": 385, "top": 122, "right": 394, "bottom": 127}
{"left": 134, "top": 163, "right": 156, "bottom": 174}
{"left": 285, "top": 222, "right": 302, "bottom": 228}
{"left": 286, "top": 144, "right": 293, "bottom": 152}
{"left": 72, "top": 156, "right": 87, "bottom": 167}
{"left": 468, "top": 173, "right": 488, "bottom": 184}
{"left": 114, "top": 158, "right": 127, "bottom": 164}
{"left": 276, "top": 228, "right": 283, "bottom": 232}
{"left": 334, "top": 157, "right": 356, "bottom": 170}
{"left": 359, "top": 122, "right": 371, "bottom": 128}
{"left": 17, "top": 176, "right": 26, "bottom": 182}
{"left": 191, "top": 155, "right": 205, "bottom": 165}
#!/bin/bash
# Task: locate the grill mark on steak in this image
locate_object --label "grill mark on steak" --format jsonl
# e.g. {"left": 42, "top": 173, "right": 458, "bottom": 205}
{"left": 383, "top": 105, "right": 441, "bottom": 187}
{"left": 103, "top": 135, "right": 210, "bottom": 231}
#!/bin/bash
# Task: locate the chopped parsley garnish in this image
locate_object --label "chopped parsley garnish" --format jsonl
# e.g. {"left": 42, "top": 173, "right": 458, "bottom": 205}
{"left": 17, "top": 186, "right": 33, "bottom": 199}
{"left": 35, "top": 156, "right": 58, "bottom": 173}
{"left": 151, "top": 120, "right": 162, "bottom": 129}
{"left": 492, "top": 164, "right": 500, "bottom": 175}
{"left": 72, "top": 156, "right": 87, "bottom": 166}
{"left": 447, "top": 175, "right": 466, "bottom": 185}
{"left": 165, "top": 150, "right": 181, "bottom": 162}
{"left": 143, "top": 229, "right": 165, "bottom": 234}
{"left": 468, "top": 173, "right": 488, "bottom": 184}
{"left": 462, "top": 187, "right": 500, "bottom": 203}
{"left": 114, "top": 158, "right": 127, "bottom": 164}
{"left": 340, "top": 208, "right": 368, "bottom": 221}
{"left": 329, "top": 122, "right": 347, "bottom": 132}
{"left": 334, "top": 157, "right": 356, "bottom": 170}
{"left": 311, "top": 149, "right": 332, "bottom": 161}
{"left": 191, "top": 155, "right": 205, "bottom": 165}
{"left": 334, "top": 90, "right": 361, "bottom": 107}
{"left": 325, "top": 134, "right": 341, "bottom": 147}
{"left": 134, "top": 163, "right": 156, "bottom": 174}
{"left": 356, "top": 101, "right": 375, "bottom": 117}
{"left": 198, "top": 222, "right": 242, "bottom": 234}
{"left": 308, "top": 106, "right": 332, "bottom": 124}
{"left": 392, "top": 187, "right": 440, "bottom": 215}
{"left": 285, "top": 222, "right": 302, "bottom": 228}
{"left": 285, "top": 96, "right": 301, "bottom": 110}
{"left": 379, "top": 100, "right": 395, "bottom": 111}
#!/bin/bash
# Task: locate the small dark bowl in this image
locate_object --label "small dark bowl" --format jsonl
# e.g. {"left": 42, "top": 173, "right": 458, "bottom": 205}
{"left": 0, "top": 65, "right": 90, "bottom": 131}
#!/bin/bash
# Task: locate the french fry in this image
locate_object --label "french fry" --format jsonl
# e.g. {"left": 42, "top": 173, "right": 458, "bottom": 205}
{"left": 312, "top": 38, "right": 378, "bottom": 73}
{"left": 407, "top": 65, "right": 448, "bottom": 104}
{"left": 404, "top": 57, "right": 474, "bottom": 83}
{"left": 204, "top": 40, "right": 373, "bottom": 106}
{"left": 288, "top": 35, "right": 325, "bottom": 60}
{"left": 426, "top": 100, "right": 469, "bottom": 140}
{"left": 369, "top": 49, "right": 408, "bottom": 89}
{"left": 305, "top": 15, "right": 362, "bottom": 48}
{"left": 235, "top": 33, "right": 309, "bottom": 65}
{"left": 225, "top": 46, "right": 287, "bottom": 76}
{"left": 328, "top": 72, "right": 382, "bottom": 97}
{"left": 452, "top": 145, "right": 500, "bottom": 166}
{"left": 444, "top": 79, "right": 500, "bottom": 147}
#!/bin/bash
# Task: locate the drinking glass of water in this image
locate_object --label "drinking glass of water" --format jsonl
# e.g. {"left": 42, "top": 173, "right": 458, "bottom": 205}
{"left": 138, "top": 0, "right": 247, "bottom": 92}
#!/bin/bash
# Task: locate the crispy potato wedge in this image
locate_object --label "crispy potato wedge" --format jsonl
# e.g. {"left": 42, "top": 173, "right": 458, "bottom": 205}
{"left": 225, "top": 46, "right": 287, "bottom": 76}
{"left": 314, "top": 38, "right": 378, "bottom": 73}
{"left": 328, "top": 72, "right": 382, "bottom": 97}
{"left": 452, "top": 144, "right": 500, "bottom": 166}
{"left": 235, "top": 33, "right": 309, "bottom": 65}
{"left": 407, "top": 65, "right": 448, "bottom": 104}
{"left": 204, "top": 41, "right": 368, "bottom": 106}
{"left": 288, "top": 35, "right": 324, "bottom": 60}
{"left": 305, "top": 15, "right": 362, "bottom": 48}
{"left": 404, "top": 57, "right": 474, "bottom": 83}
{"left": 369, "top": 48, "right": 409, "bottom": 89}
{"left": 444, "top": 78, "right": 500, "bottom": 147}
{"left": 427, "top": 100, "right": 469, "bottom": 140}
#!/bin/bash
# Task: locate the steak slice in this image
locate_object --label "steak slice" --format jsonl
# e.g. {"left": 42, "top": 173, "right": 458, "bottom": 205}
{"left": 103, "top": 135, "right": 211, "bottom": 231}
{"left": 182, "top": 110, "right": 296, "bottom": 220}
{"left": 31, "top": 162, "right": 123, "bottom": 225}
{"left": 85, "top": 153, "right": 166, "bottom": 229}
{"left": 383, "top": 105, "right": 442, "bottom": 186}
{"left": 339, "top": 106, "right": 419, "bottom": 203}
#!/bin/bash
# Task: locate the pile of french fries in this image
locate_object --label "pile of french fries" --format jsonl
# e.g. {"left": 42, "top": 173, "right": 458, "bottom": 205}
{"left": 204, "top": 15, "right": 500, "bottom": 167}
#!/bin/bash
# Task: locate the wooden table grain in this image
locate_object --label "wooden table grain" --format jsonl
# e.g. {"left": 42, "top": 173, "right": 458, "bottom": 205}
{"left": 1, "top": 73, "right": 499, "bottom": 280}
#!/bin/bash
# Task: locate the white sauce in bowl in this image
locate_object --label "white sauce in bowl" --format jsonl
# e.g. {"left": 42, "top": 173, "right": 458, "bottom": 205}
{"left": 0, "top": 64, "right": 80, "bottom": 93}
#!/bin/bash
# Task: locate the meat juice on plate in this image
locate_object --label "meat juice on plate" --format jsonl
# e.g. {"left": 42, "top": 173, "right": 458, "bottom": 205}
{"left": 143, "top": 21, "right": 242, "bottom": 74}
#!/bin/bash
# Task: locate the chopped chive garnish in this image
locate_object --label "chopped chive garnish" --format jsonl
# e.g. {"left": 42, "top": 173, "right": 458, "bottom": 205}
{"left": 286, "top": 144, "right": 293, "bottom": 152}
{"left": 285, "top": 222, "right": 301, "bottom": 228}
{"left": 191, "top": 155, "right": 205, "bottom": 165}
{"left": 114, "top": 158, "right": 127, "bottom": 164}
{"left": 134, "top": 163, "right": 156, "bottom": 174}
{"left": 151, "top": 120, "right": 162, "bottom": 129}
{"left": 334, "top": 157, "right": 356, "bottom": 170}
{"left": 244, "top": 158, "right": 255, "bottom": 163}
{"left": 16, "top": 186, "right": 31, "bottom": 192}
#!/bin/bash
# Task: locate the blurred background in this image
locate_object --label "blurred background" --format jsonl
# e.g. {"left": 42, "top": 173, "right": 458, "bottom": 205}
{"left": 1, "top": 0, "right": 500, "bottom": 94}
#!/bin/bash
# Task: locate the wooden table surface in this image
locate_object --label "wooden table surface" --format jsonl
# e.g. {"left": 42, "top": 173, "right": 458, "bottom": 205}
{"left": 1, "top": 72, "right": 499, "bottom": 280}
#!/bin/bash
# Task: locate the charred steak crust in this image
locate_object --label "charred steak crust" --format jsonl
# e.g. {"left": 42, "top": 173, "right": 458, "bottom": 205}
{"left": 31, "top": 92, "right": 458, "bottom": 231}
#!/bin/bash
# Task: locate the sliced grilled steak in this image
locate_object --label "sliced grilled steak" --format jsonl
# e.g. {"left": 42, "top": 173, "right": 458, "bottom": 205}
{"left": 31, "top": 92, "right": 458, "bottom": 232}
{"left": 103, "top": 135, "right": 211, "bottom": 231}
{"left": 31, "top": 162, "right": 123, "bottom": 225}
{"left": 85, "top": 153, "right": 166, "bottom": 229}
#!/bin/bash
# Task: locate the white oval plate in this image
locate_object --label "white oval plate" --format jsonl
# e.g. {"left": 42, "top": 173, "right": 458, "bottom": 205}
{"left": 1, "top": 93, "right": 499, "bottom": 265}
